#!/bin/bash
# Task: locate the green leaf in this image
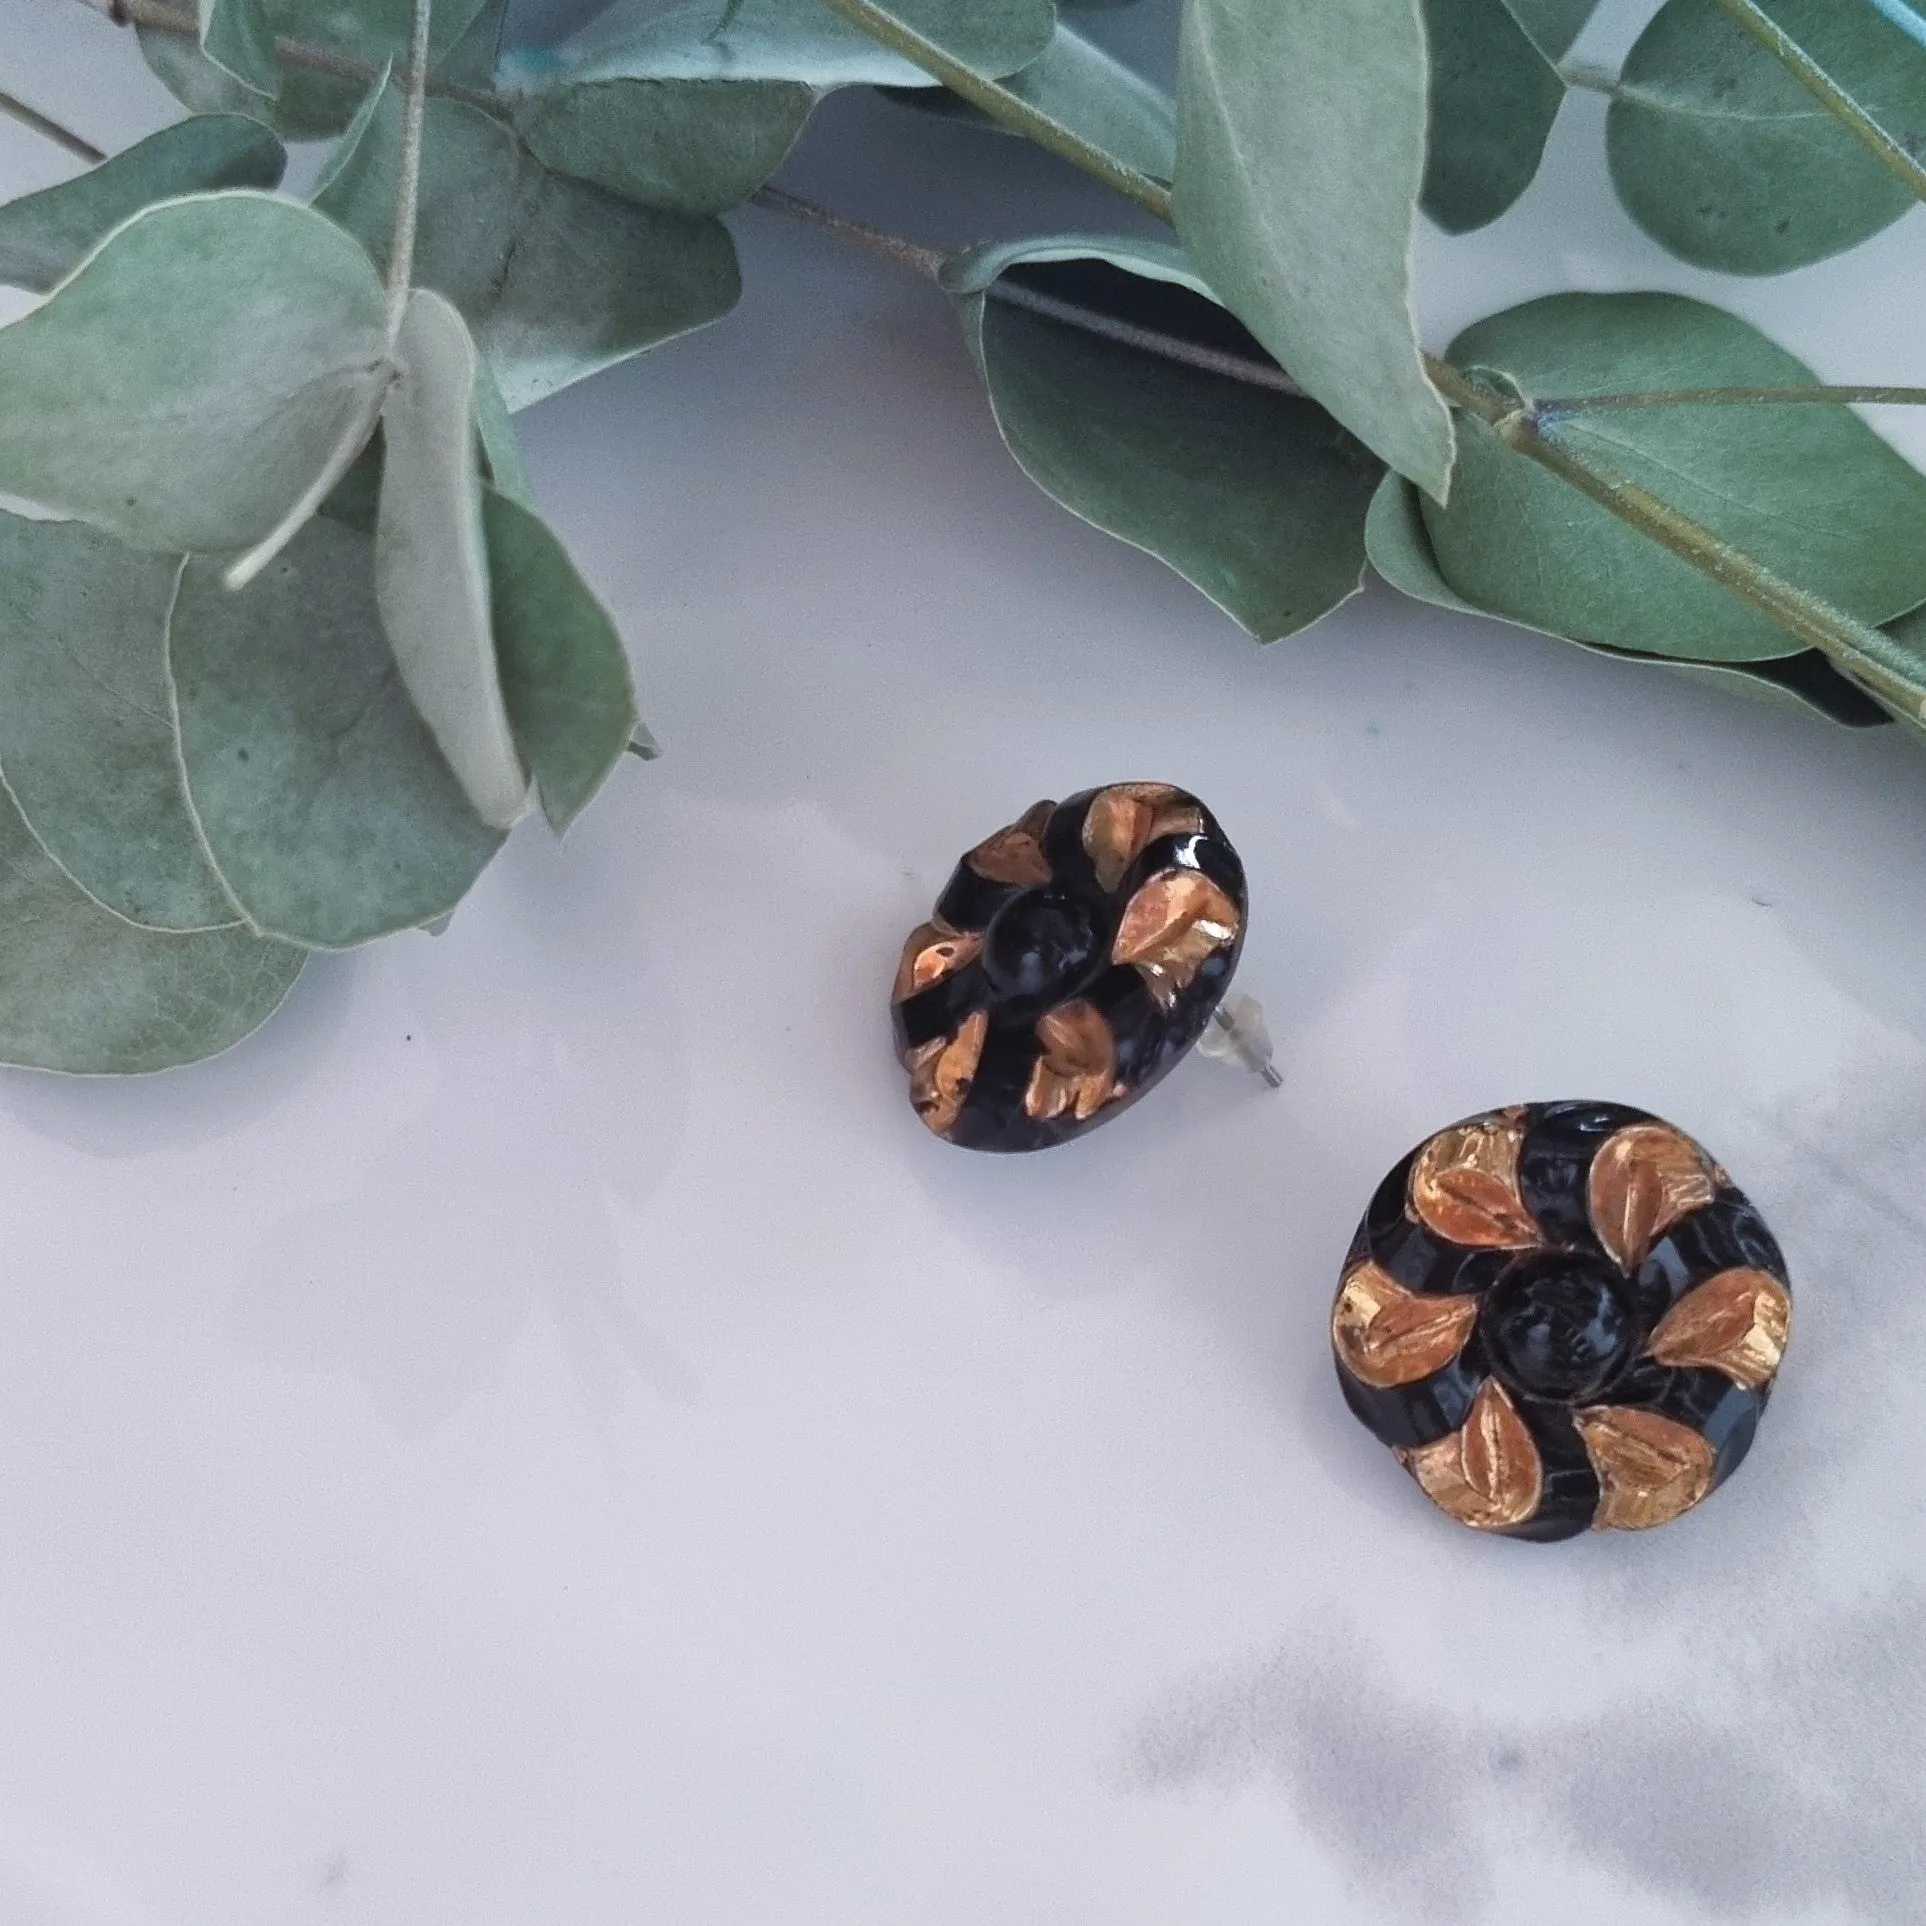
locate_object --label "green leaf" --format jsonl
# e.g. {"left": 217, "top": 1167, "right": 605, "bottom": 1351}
{"left": 202, "top": 0, "right": 280, "bottom": 93}
{"left": 1607, "top": 0, "right": 1926, "bottom": 274}
{"left": 945, "top": 237, "right": 1384, "bottom": 641}
{"left": 878, "top": 24, "right": 1176, "bottom": 181}
{"left": 377, "top": 291, "right": 528, "bottom": 832}
{"left": 1175, "top": 0, "right": 1456, "bottom": 500}
{"left": 1365, "top": 470, "right": 1892, "bottom": 726}
{"left": 516, "top": 0, "right": 1055, "bottom": 88}
{"left": 473, "top": 364, "right": 534, "bottom": 508}
{"left": 0, "top": 513, "right": 240, "bottom": 931}
{"left": 142, "top": 0, "right": 492, "bottom": 138}
{"left": 513, "top": 79, "right": 816, "bottom": 217}
{"left": 0, "top": 784, "right": 301, "bottom": 1074}
{"left": 1498, "top": 0, "right": 1599, "bottom": 59}
{"left": 315, "top": 89, "right": 740, "bottom": 405}
{"left": 0, "top": 192, "right": 387, "bottom": 555}
{"left": 169, "top": 516, "right": 504, "bottom": 949}
{"left": 483, "top": 489, "right": 639, "bottom": 832}
{"left": 1420, "top": 293, "right": 1926, "bottom": 661}
{"left": 1421, "top": 0, "right": 1565, "bottom": 233}
{"left": 506, "top": 0, "right": 1056, "bottom": 211}
{"left": 0, "top": 116, "right": 285, "bottom": 295}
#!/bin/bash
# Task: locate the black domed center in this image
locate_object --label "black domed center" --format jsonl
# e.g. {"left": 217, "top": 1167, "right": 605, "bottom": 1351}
{"left": 981, "top": 889, "right": 1101, "bottom": 1004}
{"left": 1483, "top": 1252, "right": 1634, "bottom": 1402}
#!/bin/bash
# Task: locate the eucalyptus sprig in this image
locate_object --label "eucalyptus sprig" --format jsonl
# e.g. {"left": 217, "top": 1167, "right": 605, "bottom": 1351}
{"left": 1, "top": 0, "right": 1924, "bottom": 1073}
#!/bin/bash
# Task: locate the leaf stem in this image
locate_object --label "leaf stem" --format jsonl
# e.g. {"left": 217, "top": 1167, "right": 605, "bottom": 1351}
{"left": 384, "top": 0, "right": 433, "bottom": 347}
{"left": 1539, "top": 384, "right": 1926, "bottom": 410}
{"left": 1714, "top": 0, "right": 1926, "bottom": 203}
{"left": 1429, "top": 359, "right": 1926, "bottom": 717}
{"left": 748, "top": 188, "right": 1309, "bottom": 396}
{"left": 815, "top": 0, "right": 1175, "bottom": 222}
{"left": 70, "top": 0, "right": 498, "bottom": 111}
{"left": 0, "top": 85, "right": 105, "bottom": 163}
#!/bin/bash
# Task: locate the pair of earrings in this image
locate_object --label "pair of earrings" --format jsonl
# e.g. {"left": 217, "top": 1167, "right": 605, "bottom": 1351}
{"left": 889, "top": 783, "right": 1793, "bottom": 1544}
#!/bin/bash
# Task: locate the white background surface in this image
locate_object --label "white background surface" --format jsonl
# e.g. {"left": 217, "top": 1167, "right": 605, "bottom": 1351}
{"left": 3, "top": 2, "right": 1926, "bottom": 1920}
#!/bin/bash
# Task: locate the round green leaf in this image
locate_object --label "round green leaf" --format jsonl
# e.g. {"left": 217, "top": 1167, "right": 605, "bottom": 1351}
{"left": 1365, "top": 469, "right": 1892, "bottom": 726}
{"left": 0, "top": 782, "right": 301, "bottom": 1075}
{"left": 142, "top": 0, "right": 492, "bottom": 137}
{"left": 169, "top": 517, "right": 504, "bottom": 949}
{"left": 514, "top": 0, "right": 1055, "bottom": 89}
{"left": 1421, "top": 0, "right": 1565, "bottom": 234}
{"left": 316, "top": 89, "right": 740, "bottom": 395}
{"left": 1422, "top": 292, "right": 1926, "bottom": 662}
{"left": 1498, "top": 0, "right": 1599, "bottom": 60}
{"left": 0, "top": 117, "right": 286, "bottom": 295}
{"left": 0, "top": 513, "right": 238, "bottom": 932}
{"left": 0, "top": 192, "right": 387, "bottom": 555}
{"left": 1175, "top": 0, "right": 1455, "bottom": 500}
{"left": 1607, "top": 0, "right": 1926, "bottom": 274}
{"left": 484, "top": 489, "right": 639, "bottom": 833}
{"left": 946, "top": 236, "right": 1385, "bottom": 642}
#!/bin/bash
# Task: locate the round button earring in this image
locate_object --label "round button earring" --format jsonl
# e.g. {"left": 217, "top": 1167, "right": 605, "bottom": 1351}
{"left": 890, "top": 783, "right": 1260, "bottom": 1151}
{"left": 1331, "top": 1103, "right": 1791, "bottom": 1539}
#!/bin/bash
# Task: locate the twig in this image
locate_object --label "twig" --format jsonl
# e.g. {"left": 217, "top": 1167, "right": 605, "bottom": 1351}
{"left": 749, "top": 187, "right": 948, "bottom": 281}
{"left": 1539, "top": 384, "right": 1926, "bottom": 411}
{"left": 1714, "top": 0, "right": 1926, "bottom": 203}
{"left": 816, "top": 0, "right": 1175, "bottom": 222}
{"left": 749, "top": 188, "right": 1307, "bottom": 397}
{"left": 1429, "top": 361, "right": 1926, "bottom": 718}
{"left": 0, "top": 85, "right": 104, "bottom": 163}
{"left": 384, "top": 0, "right": 432, "bottom": 346}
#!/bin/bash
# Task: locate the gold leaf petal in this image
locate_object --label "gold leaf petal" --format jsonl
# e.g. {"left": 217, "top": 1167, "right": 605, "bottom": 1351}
{"left": 967, "top": 799, "right": 1054, "bottom": 887}
{"left": 1395, "top": 1380, "right": 1542, "bottom": 1530}
{"left": 1110, "top": 870, "right": 1240, "bottom": 1010}
{"left": 905, "top": 1008, "right": 989, "bottom": 1137}
{"left": 1023, "top": 999, "right": 1119, "bottom": 1123}
{"left": 1331, "top": 1261, "right": 1481, "bottom": 1388}
{"left": 1588, "top": 1123, "right": 1717, "bottom": 1272}
{"left": 1647, "top": 1267, "right": 1791, "bottom": 1390}
{"left": 1407, "top": 1114, "right": 1541, "bottom": 1248}
{"left": 1573, "top": 1405, "right": 1715, "bottom": 1531}
{"left": 1082, "top": 783, "right": 1206, "bottom": 893}
{"left": 891, "top": 919, "right": 982, "bottom": 1004}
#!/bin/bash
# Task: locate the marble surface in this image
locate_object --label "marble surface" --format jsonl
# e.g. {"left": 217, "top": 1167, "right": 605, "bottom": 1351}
{"left": 2, "top": 1, "right": 1924, "bottom": 1920}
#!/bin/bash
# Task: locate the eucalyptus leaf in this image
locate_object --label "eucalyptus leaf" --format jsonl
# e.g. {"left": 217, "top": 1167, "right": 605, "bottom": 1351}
{"left": 1365, "top": 471, "right": 1891, "bottom": 726}
{"left": 142, "top": 0, "right": 491, "bottom": 138}
{"left": 1421, "top": 0, "right": 1565, "bottom": 233}
{"left": 202, "top": 0, "right": 280, "bottom": 93}
{"left": 0, "top": 784, "right": 302, "bottom": 1074}
{"left": 513, "top": 0, "right": 1054, "bottom": 89}
{"left": 1420, "top": 293, "right": 1926, "bottom": 662}
{"left": 0, "top": 116, "right": 285, "bottom": 295}
{"left": 169, "top": 517, "right": 504, "bottom": 949}
{"left": 473, "top": 366, "right": 534, "bottom": 508}
{"left": 0, "top": 192, "right": 387, "bottom": 555}
{"left": 317, "top": 88, "right": 740, "bottom": 399}
{"left": 0, "top": 513, "right": 238, "bottom": 931}
{"left": 1607, "top": 0, "right": 1926, "bottom": 274}
{"left": 945, "top": 237, "right": 1384, "bottom": 641}
{"left": 484, "top": 489, "right": 639, "bottom": 832}
{"left": 1498, "top": 0, "right": 1599, "bottom": 59}
{"left": 513, "top": 78, "right": 816, "bottom": 216}
{"left": 878, "top": 24, "right": 1177, "bottom": 182}
{"left": 377, "top": 291, "right": 528, "bottom": 832}
{"left": 1175, "top": 0, "right": 1456, "bottom": 500}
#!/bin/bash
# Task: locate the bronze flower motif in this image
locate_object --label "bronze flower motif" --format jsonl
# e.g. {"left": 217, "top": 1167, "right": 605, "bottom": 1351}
{"left": 891, "top": 784, "right": 1247, "bottom": 1151}
{"left": 1332, "top": 1103, "right": 1791, "bottom": 1539}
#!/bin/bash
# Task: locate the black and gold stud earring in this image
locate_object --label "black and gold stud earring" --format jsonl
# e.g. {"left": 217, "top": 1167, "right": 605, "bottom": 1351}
{"left": 1332, "top": 1102, "right": 1791, "bottom": 1539}
{"left": 890, "top": 783, "right": 1274, "bottom": 1152}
